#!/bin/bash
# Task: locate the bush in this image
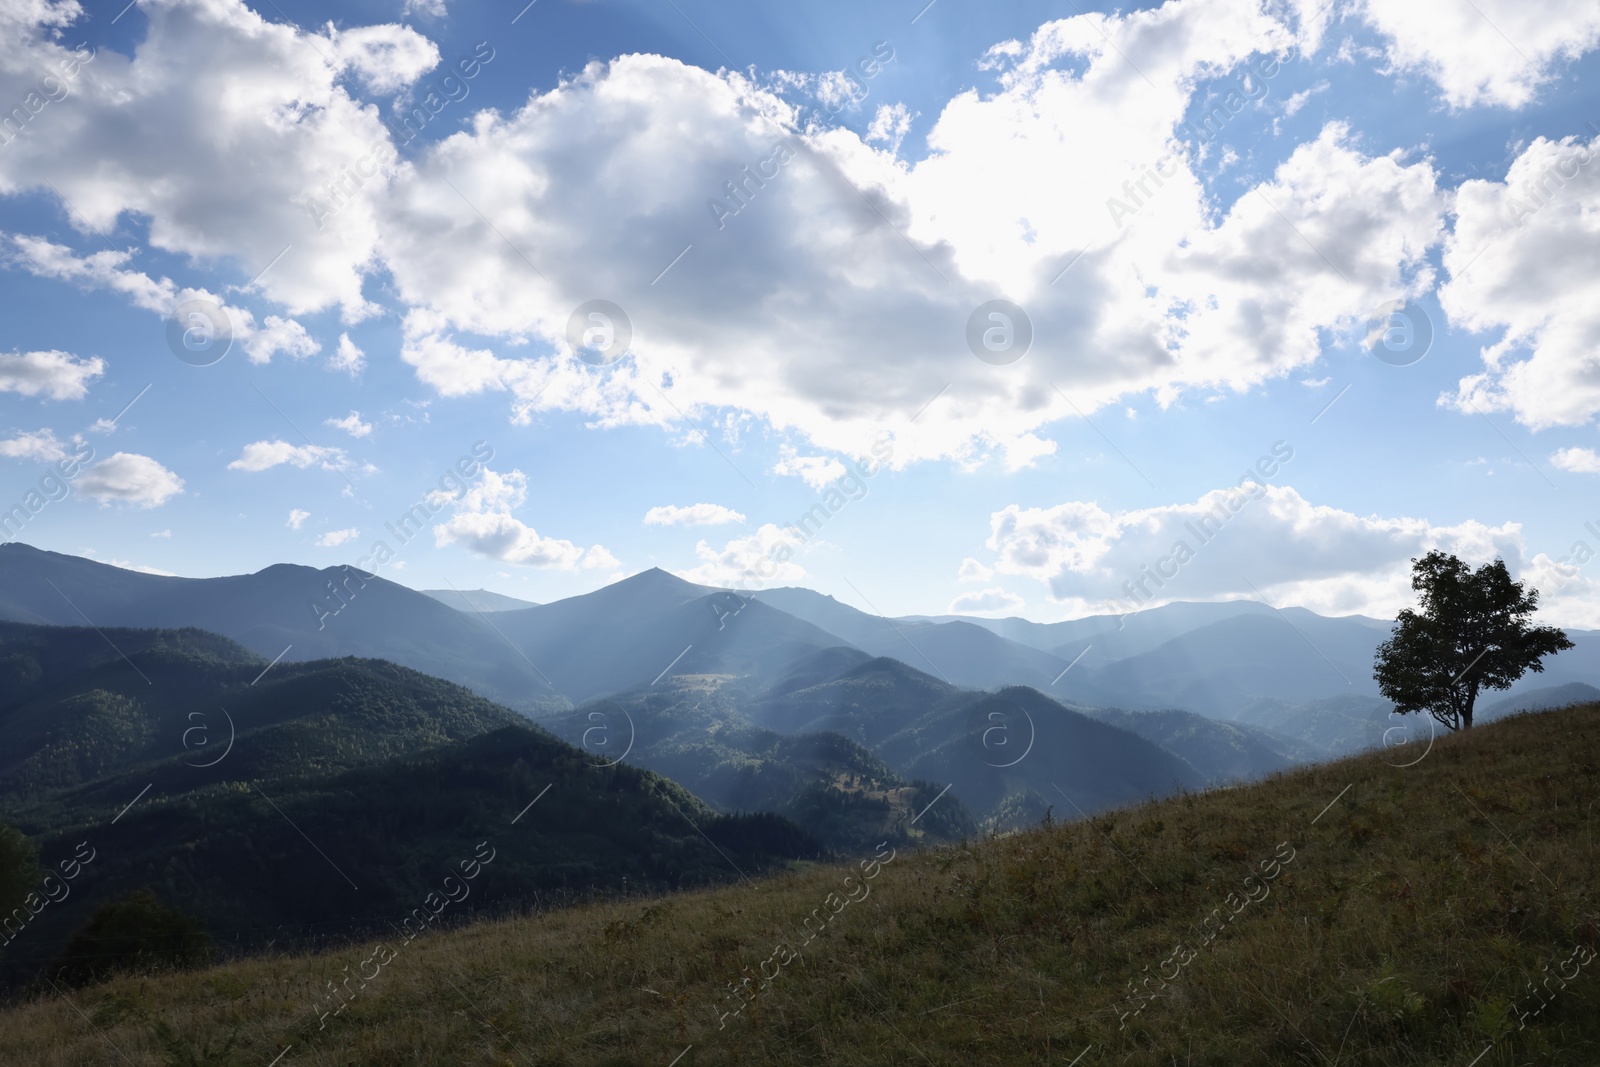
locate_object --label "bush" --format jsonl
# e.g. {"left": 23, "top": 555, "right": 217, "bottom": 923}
{"left": 53, "top": 889, "right": 211, "bottom": 987}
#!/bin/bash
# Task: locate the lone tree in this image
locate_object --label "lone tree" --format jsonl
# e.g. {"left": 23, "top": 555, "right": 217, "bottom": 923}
{"left": 1375, "top": 551, "right": 1573, "bottom": 731}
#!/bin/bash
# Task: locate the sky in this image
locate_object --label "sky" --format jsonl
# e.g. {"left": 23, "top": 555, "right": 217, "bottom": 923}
{"left": 2, "top": 0, "right": 1600, "bottom": 627}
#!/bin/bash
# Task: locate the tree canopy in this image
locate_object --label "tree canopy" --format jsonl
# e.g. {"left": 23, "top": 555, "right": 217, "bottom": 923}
{"left": 0, "top": 823, "right": 41, "bottom": 920}
{"left": 1374, "top": 551, "right": 1573, "bottom": 730}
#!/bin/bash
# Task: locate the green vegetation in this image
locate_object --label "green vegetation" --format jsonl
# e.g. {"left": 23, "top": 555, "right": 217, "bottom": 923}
{"left": 5, "top": 703, "right": 1594, "bottom": 1065}
{"left": 552, "top": 677, "right": 976, "bottom": 851}
{"left": 53, "top": 890, "right": 211, "bottom": 988}
{"left": 0, "top": 624, "right": 822, "bottom": 995}
{"left": 1376, "top": 551, "right": 1573, "bottom": 730}
{"left": 0, "top": 822, "right": 41, "bottom": 922}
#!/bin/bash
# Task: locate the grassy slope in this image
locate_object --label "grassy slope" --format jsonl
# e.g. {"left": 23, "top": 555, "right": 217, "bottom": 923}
{"left": 3, "top": 705, "right": 1597, "bottom": 1066}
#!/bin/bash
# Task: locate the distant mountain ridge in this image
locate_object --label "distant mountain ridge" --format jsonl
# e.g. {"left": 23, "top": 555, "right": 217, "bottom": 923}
{"left": 1486, "top": 681, "right": 1600, "bottom": 718}
{"left": 4, "top": 543, "right": 1596, "bottom": 745}
{"left": 420, "top": 588, "right": 540, "bottom": 612}
{"left": 0, "top": 543, "right": 562, "bottom": 713}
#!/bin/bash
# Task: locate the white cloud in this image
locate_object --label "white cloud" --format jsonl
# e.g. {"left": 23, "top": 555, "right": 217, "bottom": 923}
{"left": 320, "top": 22, "right": 439, "bottom": 95}
{"left": 983, "top": 482, "right": 1526, "bottom": 619}
{"left": 402, "top": 0, "right": 448, "bottom": 17}
{"left": 287, "top": 508, "right": 311, "bottom": 529}
{"left": 0, "top": 0, "right": 1498, "bottom": 477}
{"left": 151, "top": 529, "right": 171, "bottom": 538}
{"left": 678, "top": 523, "right": 806, "bottom": 587}
{"left": 0, "top": 428, "right": 69, "bottom": 462}
{"left": 772, "top": 448, "right": 849, "bottom": 490}
{"left": 3, "top": 236, "right": 320, "bottom": 364}
{"left": 78, "top": 452, "right": 185, "bottom": 508}
{"left": 1354, "top": 0, "right": 1600, "bottom": 108}
{"left": 367, "top": 7, "right": 1444, "bottom": 473}
{"left": 0, "top": 0, "right": 1465, "bottom": 477}
{"left": 0, "top": 0, "right": 400, "bottom": 319}
{"left": 316, "top": 528, "right": 361, "bottom": 547}
{"left": 580, "top": 545, "right": 621, "bottom": 570}
{"left": 1440, "top": 132, "right": 1600, "bottom": 429}
{"left": 331, "top": 333, "right": 367, "bottom": 375}
{"left": 1551, "top": 447, "right": 1600, "bottom": 474}
{"left": 325, "top": 411, "right": 373, "bottom": 438}
{"left": 957, "top": 556, "right": 995, "bottom": 582}
{"left": 431, "top": 467, "right": 613, "bottom": 569}
{"left": 948, "top": 587, "right": 1025, "bottom": 616}
{"left": 0, "top": 349, "right": 104, "bottom": 400}
{"left": 228, "top": 441, "right": 351, "bottom": 472}
{"left": 864, "top": 102, "right": 913, "bottom": 153}
{"left": 644, "top": 503, "right": 747, "bottom": 527}
{"left": 240, "top": 316, "right": 320, "bottom": 365}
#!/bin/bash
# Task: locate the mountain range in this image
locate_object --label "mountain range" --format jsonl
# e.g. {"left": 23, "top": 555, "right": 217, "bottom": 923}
{"left": 5, "top": 543, "right": 1595, "bottom": 747}
{"left": 0, "top": 621, "right": 820, "bottom": 992}
{"left": 4, "top": 541, "right": 1597, "bottom": 995}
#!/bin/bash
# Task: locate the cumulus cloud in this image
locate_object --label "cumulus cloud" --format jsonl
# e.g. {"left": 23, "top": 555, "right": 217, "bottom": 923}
{"left": 3, "top": 236, "right": 319, "bottom": 365}
{"left": 864, "top": 102, "right": 913, "bottom": 153}
{"left": 326, "top": 411, "right": 373, "bottom": 438}
{"left": 0, "top": 0, "right": 1465, "bottom": 474}
{"left": 982, "top": 482, "right": 1526, "bottom": 619}
{"left": 315, "top": 527, "right": 360, "bottom": 547}
{"left": 948, "top": 587, "right": 1026, "bottom": 616}
{"left": 772, "top": 448, "right": 849, "bottom": 489}
{"left": 1551, "top": 447, "right": 1600, "bottom": 473}
{"left": 228, "top": 441, "right": 352, "bottom": 472}
{"left": 0, "top": 349, "right": 104, "bottom": 400}
{"left": 1354, "top": 0, "right": 1600, "bottom": 108}
{"left": 677, "top": 523, "right": 806, "bottom": 587}
{"left": 240, "top": 316, "right": 320, "bottom": 365}
{"left": 320, "top": 22, "right": 439, "bottom": 95}
{"left": 78, "top": 452, "right": 185, "bottom": 507}
{"left": 0, "top": 428, "right": 70, "bottom": 462}
{"left": 366, "top": 4, "right": 1448, "bottom": 473}
{"left": 580, "top": 545, "right": 621, "bottom": 570}
{"left": 957, "top": 556, "right": 995, "bottom": 582}
{"left": 331, "top": 333, "right": 367, "bottom": 375}
{"left": 0, "top": 0, "right": 400, "bottom": 318}
{"left": 12, "top": 0, "right": 1587, "bottom": 480}
{"left": 431, "top": 467, "right": 614, "bottom": 569}
{"left": 643, "top": 503, "right": 747, "bottom": 526}
{"left": 287, "top": 508, "right": 311, "bottom": 529}
{"left": 1440, "top": 132, "right": 1600, "bottom": 429}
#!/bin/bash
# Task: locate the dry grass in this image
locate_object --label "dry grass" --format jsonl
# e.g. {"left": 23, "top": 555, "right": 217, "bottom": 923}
{"left": 4, "top": 704, "right": 1598, "bottom": 1066}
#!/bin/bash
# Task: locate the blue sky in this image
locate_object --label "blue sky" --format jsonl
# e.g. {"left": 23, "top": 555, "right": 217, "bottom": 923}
{"left": 2, "top": 0, "right": 1599, "bottom": 625}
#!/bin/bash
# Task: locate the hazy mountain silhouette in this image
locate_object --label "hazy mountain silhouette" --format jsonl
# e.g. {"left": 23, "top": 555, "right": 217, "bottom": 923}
{"left": 0, "top": 543, "right": 561, "bottom": 711}
{"left": 488, "top": 570, "right": 853, "bottom": 704}
{"left": 420, "top": 588, "right": 540, "bottom": 612}
{"left": 1485, "top": 681, "right": 1600, "bottom": 719}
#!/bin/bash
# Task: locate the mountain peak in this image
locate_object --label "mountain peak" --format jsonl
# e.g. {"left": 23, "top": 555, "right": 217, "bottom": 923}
{"left": 615, "top": 566, "right": 716, "bottom": 594}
